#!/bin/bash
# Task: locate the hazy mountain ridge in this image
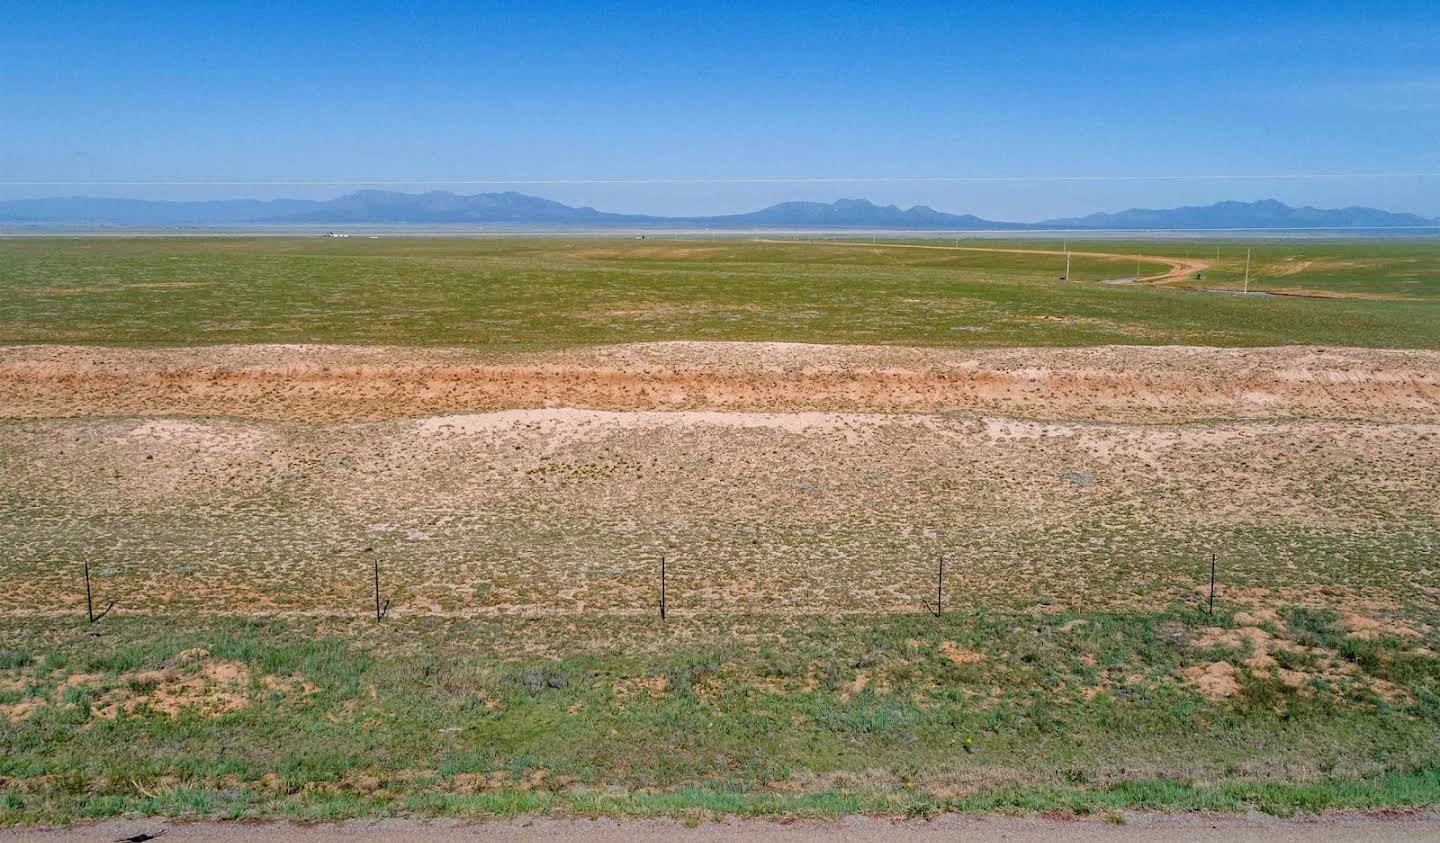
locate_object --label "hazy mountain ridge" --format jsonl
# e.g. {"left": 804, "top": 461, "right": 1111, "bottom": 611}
{"left": 1040, "top": 199, "right": 1437, "bottom": 230}
{"left": 669, "top": 198, "right": 1025, "bottom": 229}
{"left": 1, "top": 192, "right": 1434, "bottom": 229}
{"left": 272, "top": 190, "right": 658, "bottom": 224}
{"left": 0, "top": 196, "right": 322, "bottom": 224}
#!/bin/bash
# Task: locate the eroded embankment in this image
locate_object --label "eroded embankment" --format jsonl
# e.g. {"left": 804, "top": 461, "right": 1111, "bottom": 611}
{"left": 1, "top": 342, "right": 1436, "bottom": 423}
{"left": 3, "top": 407, "right": 1437, "bottom": 617}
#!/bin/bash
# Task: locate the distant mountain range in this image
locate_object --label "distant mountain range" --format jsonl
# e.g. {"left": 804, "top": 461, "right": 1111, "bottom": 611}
{"left": 1, "top": 191, "right": 1435, "bottom": 230}
{"left": 668, "top": 198, "right": 1025, "bottom": 230}
{"left": 1042, "top": 199, "right": 1437, "bottom": 231}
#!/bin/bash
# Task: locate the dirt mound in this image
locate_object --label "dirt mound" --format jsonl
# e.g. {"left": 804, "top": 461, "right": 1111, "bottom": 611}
{"left": 939, "top": 641, "right": 984, "bottom": 666}
{"left": 1, "top": 343, "right": 1435, "bottom": 424}
{"left": 1182, "top": 661, "right": 1241, "bottom": 700}
{"left": 1340, "top": 612, "right": 1422, "bottom": 640}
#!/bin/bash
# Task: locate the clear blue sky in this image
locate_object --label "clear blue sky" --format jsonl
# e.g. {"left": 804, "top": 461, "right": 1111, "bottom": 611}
{"left": 2, "top": 0, "right": 1437, "bottom": 219}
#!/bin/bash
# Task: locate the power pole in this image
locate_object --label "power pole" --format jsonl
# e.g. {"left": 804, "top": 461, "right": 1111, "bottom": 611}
{"left": 1243, "top": 248, "right": 1251, "bottom": 294}
{"left": 1064, "top": 241, "right": 1071, "bottom": 281}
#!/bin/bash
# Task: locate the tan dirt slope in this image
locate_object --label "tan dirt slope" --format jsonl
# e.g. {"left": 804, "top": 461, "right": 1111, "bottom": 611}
{"left": 4, "top": 407, "right": 1437, "bottom": 618}
{"left": 1, "top": 342, "right": 1436, "bottom": 423}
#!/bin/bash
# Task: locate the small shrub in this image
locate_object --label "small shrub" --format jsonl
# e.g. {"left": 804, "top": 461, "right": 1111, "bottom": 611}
{"left": 1239, "top": 674, "right": 1299, "bottom": 714}
{"left": 1339, "top": 637, "right": 1431, "bottom": 686}
{"left": 513, "top": 665, "right": 573, "bottom": 695}
{"left": 0, "top": 649, "right": 31, "bottom": 670}
{"left": 1282, "top": 607, "right": 1343, "bottom": 649}
{"left": 1272, "top": 646, "right": 1319, "bottom": 672}
{"left": 1338, "top": 637, "right": 1387, "bottom": 674}
{"left": 663, "top": 655, "right": 721, "bottom": 696}
{"left": 811, "top": 691, "right": 921, "bottom": 738}
{"left": 127, "top": 675, "right": 162, "bottom": 694}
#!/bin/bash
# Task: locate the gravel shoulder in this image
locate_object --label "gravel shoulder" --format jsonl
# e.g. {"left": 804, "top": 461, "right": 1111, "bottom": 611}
{"left": 6, "top": 813, "right": 1440, "bottom": 842}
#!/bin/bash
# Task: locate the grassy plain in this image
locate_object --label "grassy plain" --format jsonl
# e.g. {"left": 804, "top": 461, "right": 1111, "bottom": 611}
{"left": 0, "top": 236, "right": 1438, "bottom": 348}
{"left": 1, "top": 235, "right": 1438, "bottom": 825}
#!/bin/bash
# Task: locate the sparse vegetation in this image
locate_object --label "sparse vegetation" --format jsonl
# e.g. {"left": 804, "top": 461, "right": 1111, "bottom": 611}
{"left": 1, "top": 235, "right": 1437, "bottom": 825}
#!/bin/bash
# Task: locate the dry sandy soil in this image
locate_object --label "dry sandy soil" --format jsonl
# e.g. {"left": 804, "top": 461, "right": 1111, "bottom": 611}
{"left": 1, "top": 342, "right": 1436, "bottom": 423}
{"left": 0, "top": 342, "right": 1435, "bottom": 625}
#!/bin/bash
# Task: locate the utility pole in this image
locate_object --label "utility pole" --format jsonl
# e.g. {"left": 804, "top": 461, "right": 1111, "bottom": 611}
{"left": 1243, "top": 248, "right": 1251, "bottom": 294}
{"left": 1064, "top": 241, "right": 1071, "bottom": 281}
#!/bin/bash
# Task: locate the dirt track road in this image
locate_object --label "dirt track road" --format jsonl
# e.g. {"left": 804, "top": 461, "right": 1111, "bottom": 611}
{"left": 7, "top": 815, "right": 1440, "bottom": 842}
{"left": 757, "top": 239, "right": 1211, "bottom": 284}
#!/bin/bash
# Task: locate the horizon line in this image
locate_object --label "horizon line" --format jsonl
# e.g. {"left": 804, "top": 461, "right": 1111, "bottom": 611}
{"left": 5, "top": 171, "right": 1440, "bottom": 187}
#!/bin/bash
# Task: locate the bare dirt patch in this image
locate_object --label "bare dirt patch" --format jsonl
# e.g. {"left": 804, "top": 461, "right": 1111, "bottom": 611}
{"left": 1269, "top": 258, "right": 1364, "bottom": 277}
{"left": 939, "top": 641, "right": 984, "bottom": 666}
{"left": 0, "top": 700, "right": 45, "bottom": 721}
{"left": 1183, "top": 661, "right": 1241, "bottom": 700}
{"left": 3, "top": 649, "right": 317, "bottom": 721}
{"left": 91, "top": 658, "right": 257, "bottom": 719}
{"left": 1341, "top": 612, "right": 1422, "bottom": 640}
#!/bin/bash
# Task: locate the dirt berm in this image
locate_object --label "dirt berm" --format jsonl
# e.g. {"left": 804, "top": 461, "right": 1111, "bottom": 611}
{"left": 1, "top": 342, "right": 1435, "bottom": 424}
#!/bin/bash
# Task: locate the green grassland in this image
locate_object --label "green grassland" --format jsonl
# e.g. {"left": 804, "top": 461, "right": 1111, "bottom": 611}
{"left": 1, "top": 236, "right": 1438, "bottom": 348}
{"left": 3, "top": 606, "right": 1439, "bottom": 825}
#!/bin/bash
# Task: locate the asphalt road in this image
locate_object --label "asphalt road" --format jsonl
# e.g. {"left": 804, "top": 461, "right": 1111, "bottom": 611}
{"left": 5, "top": 814, "right": 1440, "bottom": 842}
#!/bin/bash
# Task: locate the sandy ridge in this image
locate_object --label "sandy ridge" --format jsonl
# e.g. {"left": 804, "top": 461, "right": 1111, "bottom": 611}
{"left": 0, "top": 342, "right": 1436, "bottom": 424}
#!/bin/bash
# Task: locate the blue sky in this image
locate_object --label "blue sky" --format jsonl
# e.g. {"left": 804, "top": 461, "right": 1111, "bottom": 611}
{"left": 2, "top": 1, "right": 1437, "bottom": 219}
